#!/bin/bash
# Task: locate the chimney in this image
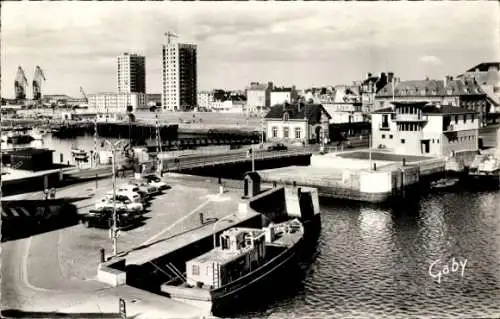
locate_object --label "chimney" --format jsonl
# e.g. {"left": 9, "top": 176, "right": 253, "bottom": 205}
{"left": 388, "top": 72, "right": 394, "bottom": 84}
{"left": 367, "top": 72, "right": 372, "bottom": 78}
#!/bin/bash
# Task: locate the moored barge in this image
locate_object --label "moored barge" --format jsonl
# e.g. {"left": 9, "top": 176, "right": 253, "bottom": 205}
{"left": 161, "top": 218, "right": 304, "bottom": 315}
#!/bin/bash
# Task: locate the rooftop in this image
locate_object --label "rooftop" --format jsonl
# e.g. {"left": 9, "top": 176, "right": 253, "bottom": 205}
{"left": 265, "top": 103, "right": 331, "bottom": 123}
{"left": 377, "top": 79, "right": 485, "bottom": 97}
{"left": 465, "top": 62, "right": 500, "bottom": 73}
{"left": 3, "top": 147, "right": 54, "bottom": 156}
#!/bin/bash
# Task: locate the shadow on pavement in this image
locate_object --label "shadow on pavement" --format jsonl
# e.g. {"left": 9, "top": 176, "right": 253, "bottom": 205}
{"left": 1, "top": 309, "right": 134, "bottom": 318}
{"left": 1, "top": 200, "right": 81, "bottom": 243}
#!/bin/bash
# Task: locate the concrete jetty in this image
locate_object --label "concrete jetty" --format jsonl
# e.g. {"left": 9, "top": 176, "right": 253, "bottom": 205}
{"left": 2, "top": 172, "right": 318, "bottom": 318}
{"left": 257, "top": 150, "right": 445, "bottom": 203}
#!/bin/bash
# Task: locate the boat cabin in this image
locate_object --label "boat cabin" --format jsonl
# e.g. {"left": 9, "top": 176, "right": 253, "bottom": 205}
{"left": 185, "top": 228, "right": 267, "bottom": 289}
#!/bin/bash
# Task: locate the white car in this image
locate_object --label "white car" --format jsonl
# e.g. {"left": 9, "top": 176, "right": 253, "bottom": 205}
{"left": 142, "top": 175, "right": 168, "bottom": 190}
{"left": 105, "top": 190, "right": 143, "bottom": 204}
{"left": 117, "top": 184, "right": 148, "bottom": 199}
{"left": 96, "top": 196, "right": 144, "bottom": 212}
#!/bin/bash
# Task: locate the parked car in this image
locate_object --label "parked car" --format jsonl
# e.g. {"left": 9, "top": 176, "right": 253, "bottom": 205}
{"left": 106, "top": 190, "right": 143, "bottom": 204}
{"left": 96, "top": 196, "right": 144, "bottom": 212}
{"left": 128, "top": 179, "right": 159, "bottom": 196}
{"left": 142, "top": 174, "right": 168, "bottom": 190}
{"left": 267, "top": 143, "right": 288, "bottom": 151}
{"left": 80, "top": 207, "right": 141, "bottom": 229}
{"left": 117, "top": 184, "right": 148, "bottom": 199}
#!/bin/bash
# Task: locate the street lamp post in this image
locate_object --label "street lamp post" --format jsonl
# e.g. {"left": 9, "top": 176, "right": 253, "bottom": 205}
{"left": 212, "top": 214, "right": 236, "bottom": 248}
{"left": 105, "top": 140, "right": 121, "bottom": 256}
{"left": 260, "top": 107, "right": 264, "bottom": 148}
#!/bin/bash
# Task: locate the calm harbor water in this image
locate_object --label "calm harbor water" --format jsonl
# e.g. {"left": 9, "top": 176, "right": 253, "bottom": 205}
{"left": 4, "top": 135, "right": 500, "bottom": 318}
{"left": 237, "top": 192, "right": 500, "bottom": 319}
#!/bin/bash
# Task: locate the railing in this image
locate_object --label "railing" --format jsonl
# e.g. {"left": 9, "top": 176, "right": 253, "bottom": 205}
{"left": 394, "top": 114, "right": 428, "bottom": 122}
{"left": 164, "top": 149, "right": 312, "bottom": 171}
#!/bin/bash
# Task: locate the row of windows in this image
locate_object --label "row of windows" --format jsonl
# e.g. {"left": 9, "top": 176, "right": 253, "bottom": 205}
{"left": 396, "top": 107, "right": 422, "bottom": 115}
{"left": 398, "top": 123, "right": 422, "bottom": 131}
{"left": 272, "top": 126, "right": 302, "bottom": 139}
{"left": 452, "top": 114, "right": 474, "bottom": 124}
{"left": 449, "top": 135, "right": 476, "bottom": 143}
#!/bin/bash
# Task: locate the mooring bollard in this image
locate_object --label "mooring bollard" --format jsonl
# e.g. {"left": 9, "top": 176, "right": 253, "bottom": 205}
{"left": 199, "top": 213, "right": 204, "bottom": 225}
{"left": 100, "top": 248, "right": 105, "bottom": 263}
{"left": 60, "top": 153, "right": 64, "bottom": 163}
{"left": 373, "top": 163, "right": 377, "bottom": 171}
{"left": 273, "top": 181, "right": 277, "bottom": 187}
{"left": 293, "top": 181, "right": 297, "bottom": 187}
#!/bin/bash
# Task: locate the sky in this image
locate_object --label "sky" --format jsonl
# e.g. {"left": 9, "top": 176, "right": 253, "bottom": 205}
{"left": 1, "top": 1, "right": 499, "bottom": 98}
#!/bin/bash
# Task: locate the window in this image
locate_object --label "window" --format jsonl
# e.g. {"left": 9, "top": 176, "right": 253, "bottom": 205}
{"left": 432, "top": 139, "right": 435, "bottom": 143}
{"left": 437, "top": 139, "right": 439, "bottom": 144}
{"left": 192, "top": 265, "right": 200, "bottom": 276}
{"left": 401, "top": 139, "right": 406, "bottom": 144}
{"left": 382, "top": 134, "right": 386, "bottom": 139}
{"left": 463, "top": 115, "right": 467, "bottom": 123}
{"left": 283, "top": 112, "right": 289, "bottom": 121}
{"left": 389, "top": 135, "right": 393, "bottom": 139}
{"left": 283, "top": 127, "right": 289, "bottom": 138}
{"left": 272, "top": 127, "right": 278, "bottom": 138}
{"left": 295, "top": 127, "right": 301, "bottom": 139}
{"left": 455, "top": 116, "right": 459, "bottom": 124}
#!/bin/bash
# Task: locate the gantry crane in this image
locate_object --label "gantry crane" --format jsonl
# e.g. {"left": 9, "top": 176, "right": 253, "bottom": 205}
{"left": 32, "top": 66, "right": 46, "bottom": 101}
{"left": 14, "top": 66, "right": 28, "bottom": 100}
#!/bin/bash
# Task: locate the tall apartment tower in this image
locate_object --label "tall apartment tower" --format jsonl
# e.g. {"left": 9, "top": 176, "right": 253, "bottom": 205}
{"left": 162, "top": 39, "right": 197, "bottom": 111}
{"left": 117, "top": 53, "right": 146, "bottom": 93}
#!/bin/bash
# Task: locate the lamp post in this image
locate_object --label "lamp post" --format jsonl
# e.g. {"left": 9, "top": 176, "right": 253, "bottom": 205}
{"left": 260, "top": 107, "right": 264, "bottom": 148}
{"left": 105, "top": 140, "right": 121, "bottom": 256}
{"left": 212, "top": 214, "right": 236, "bottom": 248}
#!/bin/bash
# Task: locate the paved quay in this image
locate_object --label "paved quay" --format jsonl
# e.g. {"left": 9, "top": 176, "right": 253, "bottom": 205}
{"left": 1, "top": 173, "right": 253, "bottom": 318}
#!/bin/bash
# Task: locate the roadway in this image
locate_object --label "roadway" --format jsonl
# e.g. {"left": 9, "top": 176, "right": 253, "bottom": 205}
{"left": 1, "top": 174, "right": 245, "bottom": 318}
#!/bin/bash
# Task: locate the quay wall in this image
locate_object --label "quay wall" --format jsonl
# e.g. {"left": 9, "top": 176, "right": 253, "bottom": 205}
{"left": 258, "top": 158, "right": 445, "bottom": 203}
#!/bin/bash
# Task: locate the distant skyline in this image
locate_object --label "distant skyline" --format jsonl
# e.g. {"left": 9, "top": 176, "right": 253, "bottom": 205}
{"left": 2, "top": 2, "right": 499, "bottom": 98}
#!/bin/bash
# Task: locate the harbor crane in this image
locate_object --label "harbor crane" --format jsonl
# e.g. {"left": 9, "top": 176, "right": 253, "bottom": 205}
{"left": 164, "top": 31, "right": 178, "bottom": 44}
{"left": 14, "top": 66, "right": 28, "bottom": 100}
{"left": 80, "top": 86, "right": 88, "bottom": 103}
{"left": 32, "top": 66, "right": 46, "bottom": 101}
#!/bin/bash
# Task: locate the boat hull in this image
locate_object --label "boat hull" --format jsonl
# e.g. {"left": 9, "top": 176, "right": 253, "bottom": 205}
{"left": 464, "top": 172, "right": 500, "bottom": 190}
{"left": 162, "top": 238, "right": 302, "bottom": 315}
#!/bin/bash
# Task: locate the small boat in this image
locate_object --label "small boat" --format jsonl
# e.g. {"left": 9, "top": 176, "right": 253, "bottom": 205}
{"left": 466, "top": 154, "right": 500, "bottom": 189}
{"left": 161, "top": 218, "right": 304, "bottom": 315}
{"left": 430, "top": 178, "right": 459, "bottom": 191}
{"left": 5, "top": 132, "right": 34, "bottom": 145}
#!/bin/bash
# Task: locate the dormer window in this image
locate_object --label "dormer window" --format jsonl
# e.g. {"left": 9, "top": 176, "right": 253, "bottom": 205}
{"left": 283, "top": 112, "right": 289, "bottom": 121}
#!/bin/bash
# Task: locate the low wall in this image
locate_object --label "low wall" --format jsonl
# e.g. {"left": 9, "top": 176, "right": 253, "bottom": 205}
{"left": 97, "top": 258, "right": 127, "bottom": 287}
